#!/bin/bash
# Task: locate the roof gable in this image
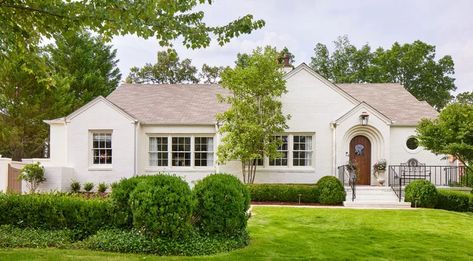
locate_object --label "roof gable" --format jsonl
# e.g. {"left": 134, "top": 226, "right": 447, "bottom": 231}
{"left": 65, "top": 96, "right": 137, "bottom": 123}
{"left": 335, "top": 101, "right": 392, "bottom": 125}
{"left": 284, "top": 63, "right": 359, "bottom": 105}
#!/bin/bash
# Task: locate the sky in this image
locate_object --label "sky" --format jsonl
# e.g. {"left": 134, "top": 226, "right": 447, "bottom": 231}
{"left": 111, "top": 0, "right": 473, "bottom": 93}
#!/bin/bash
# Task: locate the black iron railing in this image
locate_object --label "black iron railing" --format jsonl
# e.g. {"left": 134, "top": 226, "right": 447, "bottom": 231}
{"left": 388, "top": 165, "right": 470, "bottom": 202}
{"left": 388, "top": 165, "right": 402, "bottom": 202}
{"left": 389, "top": 165, "right": 469, "bottom": 187}
{"left": 338, "top": 165, "right": 357, "bottom": 201}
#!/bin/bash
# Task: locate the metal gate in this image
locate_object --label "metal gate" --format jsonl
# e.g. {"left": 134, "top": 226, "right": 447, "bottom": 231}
{"left": 7, "top": 164, "right": 22, "bottom": 193}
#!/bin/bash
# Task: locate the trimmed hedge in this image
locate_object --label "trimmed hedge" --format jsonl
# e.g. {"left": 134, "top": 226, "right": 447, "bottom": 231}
{"left": 405, "top": 180, "right": 438, "bottom": 208}
{"left": 316, "top": 176, "right": 346, "bottom": 205}
{"left": 194, "top": 174, "right": 250, "bottom": 236}
{"left": 129, "top": 175, "right": 194, "bottom": 238}
{"left": 436, "top": 189, "right": 473, "bottom": 212}
{"left": 0, "top": 193, "right": 114, "bottom": 237}
{"left": 247, "top": 184, "right": 319, "bottom": 203}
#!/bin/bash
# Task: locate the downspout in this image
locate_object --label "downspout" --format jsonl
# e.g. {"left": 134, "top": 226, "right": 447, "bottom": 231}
{"left": 133, "top": 120, "right": 138, "bottom": 176}
{"left": 64, "top": 118, "right": 68, "bottom": 166}
{"left": 215, "top": 122, "right": 220, "bottom": 173}
{"left": 331, "top": 122, "right": 337, "bottom": 176}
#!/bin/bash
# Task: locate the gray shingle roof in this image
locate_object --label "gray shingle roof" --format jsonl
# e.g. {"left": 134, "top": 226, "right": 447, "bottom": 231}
{"left": 107, "top": 84, "right": 229, "bottom": 125}
{"left": 337, "top": 83, "right": 438, "bottom": 125}
{"left": 106, "top": 82, "right": 437, "bottom": 126}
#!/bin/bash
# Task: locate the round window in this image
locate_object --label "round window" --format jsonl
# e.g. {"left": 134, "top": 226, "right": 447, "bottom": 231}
{"left": 406, "top": 137, "right": 419, "bottom": 150}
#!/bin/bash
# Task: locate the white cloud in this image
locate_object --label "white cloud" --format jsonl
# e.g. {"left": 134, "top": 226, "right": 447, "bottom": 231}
{"left": 111, "top": 0, "right": 473, "bottom": 93}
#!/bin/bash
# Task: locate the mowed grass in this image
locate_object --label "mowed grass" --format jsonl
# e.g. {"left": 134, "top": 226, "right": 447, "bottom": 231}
{"left": 1, "top": 206, "right": 473, "bottom": 260}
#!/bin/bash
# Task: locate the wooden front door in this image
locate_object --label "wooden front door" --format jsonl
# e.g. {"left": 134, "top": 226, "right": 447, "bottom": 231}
{"left": 349, "top": 135, "right": 371, "bottom": 185}
{"left": 7, "top": 164, "right": 22, "bottom": 193}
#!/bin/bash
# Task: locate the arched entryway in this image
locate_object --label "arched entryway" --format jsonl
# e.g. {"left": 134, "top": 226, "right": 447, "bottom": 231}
{"left": 349, "top": 135, "right": 371, "bottom": 185}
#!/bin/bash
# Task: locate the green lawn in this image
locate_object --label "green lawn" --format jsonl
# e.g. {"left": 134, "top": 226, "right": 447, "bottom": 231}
{"left": 1, "top": 206, "right": 473, "bottom": 260}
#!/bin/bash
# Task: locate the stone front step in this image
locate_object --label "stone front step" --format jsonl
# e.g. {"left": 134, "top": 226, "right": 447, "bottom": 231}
{"left": 344, "top": 186, "right": 410, "bottom": 209}
{"left": 344, "top": 201, "right": 412, "bottom": 209}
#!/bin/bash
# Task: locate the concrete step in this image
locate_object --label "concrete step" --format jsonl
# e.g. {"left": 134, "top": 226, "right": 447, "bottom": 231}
{"left": 344, "top": 201, "right": 412, "bottom": 209}
{"left": 343, "top": 186, "right": 409, "bottom": 208}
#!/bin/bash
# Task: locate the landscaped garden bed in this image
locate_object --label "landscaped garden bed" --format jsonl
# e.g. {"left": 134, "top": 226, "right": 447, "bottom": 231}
{"left": 0, "top": 173, "right": 251, "bottom": 256}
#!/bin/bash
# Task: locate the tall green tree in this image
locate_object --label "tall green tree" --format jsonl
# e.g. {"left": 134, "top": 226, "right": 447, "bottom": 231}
{"left": 199, "top": 64, "right": 226, "bottom": 84}
{"left": 310, "top": 36, "right": 456, "bottom": 110}
{"left": 46, "top": 31, "right": 121, "bottom": 110}
{"left": 0, "top": 1, "right": 265, "bottom": 53}
{"left": 0, "top": 49, "right": 70, "bottom": 160}
{"left": 217, "top": 46, "right": 290, "bottom": 183}
{"left": 455, "top": 91, "right": 473, "bottom": 105}
{"left": 416, "top": 103, "right": 473, "bottom": 173}
{"left": 126, "top": 49, "right": 198, "bottom": 84}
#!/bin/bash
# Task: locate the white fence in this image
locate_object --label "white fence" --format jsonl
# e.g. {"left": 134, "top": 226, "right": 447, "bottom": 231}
{"left": 0, "top": 156, "right": 74, "bottom": 193}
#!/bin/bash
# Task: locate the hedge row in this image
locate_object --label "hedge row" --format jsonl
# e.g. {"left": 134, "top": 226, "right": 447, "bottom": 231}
{"left": 436, "top": 189, "right": 473, "bottom": 212}
{"left": 0, "top": 193, "right": 114, "bottom": 237}
{"left": 404, "top": 180, "right": 473, "bottom": 212}
{"left": 247, "top": 184, "right": 320, "bottom": 203}
{"left": 247, "top": 176, "right": 346, "bottom": 205}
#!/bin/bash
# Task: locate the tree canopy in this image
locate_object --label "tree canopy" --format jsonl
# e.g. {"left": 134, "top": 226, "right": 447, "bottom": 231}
{"left": 217, "top": 46, "right": 290, "bottom": 183}
{"left": 0, "top": 32, "right": 121, "bottom": 160}
{"left": 416, "top": 103, "right": 473, "bottom": 173}
{"left": 455, "top": 91, "right": 473, "bottom": 105}
{"left": 46, "top": 31, "right": 121, "bottom": 110}
{"left": 0, "top": 1, "right": 265, "bottom": 53}
{"left": 310, "top": 36, "right": 456, "bottom": 110}
{"left": 126, "top": 49, "right": 199, "bottom": 84}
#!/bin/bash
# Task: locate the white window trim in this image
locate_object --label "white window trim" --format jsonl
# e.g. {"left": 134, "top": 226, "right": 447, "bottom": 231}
{"left": 88, "top": 130, "right": 113, "bottom": 171}
{"left": 404, "top": 135, "right": 421, "bottom": 154}
{"left": 146, "top": 134, "right": 216, "bottom": 171}
{"left": 263, "top": 133, "right": 315, "bottom": 170}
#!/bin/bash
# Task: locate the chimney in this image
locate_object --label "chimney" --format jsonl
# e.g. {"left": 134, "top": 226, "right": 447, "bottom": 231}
{"left": 281, "top": 54, "right": 293, "bottom": 73}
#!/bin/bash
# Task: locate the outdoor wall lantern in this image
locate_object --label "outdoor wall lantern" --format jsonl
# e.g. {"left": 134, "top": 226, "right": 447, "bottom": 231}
{"left": 359, "top": 112, "right": 369, "bottom": 126}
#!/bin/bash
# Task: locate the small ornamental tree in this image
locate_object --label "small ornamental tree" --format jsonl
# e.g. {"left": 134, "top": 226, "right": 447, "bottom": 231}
{"left": 416, "top": 103, "right": 473, "bottom": 174}
{"left": 217, "top": 46, "right": 290, "bottom": 183}
{"left": 19, "top": 162, "right": 46, "bottom": 193}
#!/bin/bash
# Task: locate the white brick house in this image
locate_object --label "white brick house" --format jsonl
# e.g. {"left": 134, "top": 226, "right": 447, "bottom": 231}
{"left": 4, "top": 63, "right": 448, "bottom": 192}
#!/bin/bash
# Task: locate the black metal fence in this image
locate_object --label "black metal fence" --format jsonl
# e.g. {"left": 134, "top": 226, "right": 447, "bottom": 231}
{"left": 388, "top": 165, "right": 470, "bottom": 201}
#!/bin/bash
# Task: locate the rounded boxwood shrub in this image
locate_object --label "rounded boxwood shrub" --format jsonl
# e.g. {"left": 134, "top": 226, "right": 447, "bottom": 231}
{"left": 405, "top": 180, "right": 438, "bottom": 208}
{"left": 193, "top": 173, "right": 250, "bottom": 236}
{"left": 316, "top": 176, "right": 346, "bottom": 205}
{"left": 129, "top": 174, "right": 194, "bottom": 238}
{"left": 110, "top": 175, "right": 156, "bottom": 227}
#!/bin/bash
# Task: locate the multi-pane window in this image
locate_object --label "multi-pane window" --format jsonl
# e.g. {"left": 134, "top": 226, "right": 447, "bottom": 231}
{"left": 149, "top": 137, "right": 168, "bottom": 166}
{"left": 172, "top": 137, "right": 191, "bottom": 167}
{"left": 194, "top": 137, "right": 214, "bottom": 166}
{"left": 269, "top": 135, "right": 288, "bottom": 166}
{"left": 92, "top": 133, "right": 112, "bottom": 164}
{"left": 293, "top": 136, "right": 312, "bottom": 166}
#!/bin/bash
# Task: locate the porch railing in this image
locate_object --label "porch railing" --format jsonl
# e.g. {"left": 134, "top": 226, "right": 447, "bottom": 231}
{"left": 388, "top": 165, "right": 402, "bottom": 202}
{"left": 337, "top": 165, "right": 357, "bottom": 201}
{"left": 388, "top": 165, "right": 470, "bottom": 201}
